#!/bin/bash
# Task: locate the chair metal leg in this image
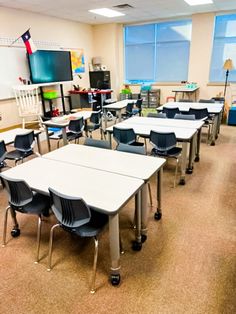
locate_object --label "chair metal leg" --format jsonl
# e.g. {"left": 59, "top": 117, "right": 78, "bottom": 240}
{"left": 173, "top": 158, "right": 180, "bottom": 188}
{"left": 90, "top": 236, "right": 99, "bottom": 294}
{"left": 47, "top": 223, "right": 60, "bottom": 271}
{"left": 2, "top": 205, "right": 10, "bottom": 247}
{"left": 120, "top": 235, "right": 124, "bottom": 255}
{"left": 147, "top": 182, "right": 153, "bottom": 207}
{"left": 35, "top": 215, "right": 42, "bottom": 264}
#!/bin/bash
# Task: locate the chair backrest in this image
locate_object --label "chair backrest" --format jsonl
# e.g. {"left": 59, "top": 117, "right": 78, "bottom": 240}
{"left": 174, "top": 113, "right": 196, "bottom": 120}
{"left": 113, "top": 127, "right": 136, "bottom": 145}
{"left": 198, "top": 99, "right": 215, "bottom": 103}
{"left": 135, "top": 99, "right": 143, "bottom": 109}
{"left": 1, "top": 175, "right": 33, "bottom": 208}
{"left": 162, "top": 107, "right": 180, "bottom": 119}
{"left": 147, "top": 112, "right": 167, "bottom": 118}
{"left": 13, "top": 85, "right": 41, "bottom": 117}
{"left": 84, "top": 138, "right": 110, "bottom": 149}
{"left": 68, "top": 117, "right": 84, "bottom": 133}
{"left": 116, "top": 143, "right": 145, "bottom": 155}
{"left": 150, "top": 131, "right": 177, "bottom": 152}
{"left": 14, "top": 131, "right": 35, "bottom": 152}
{"left": 126, "top": 102, "right": 134, "bottom": 114}
{"left": 49, "top": 187, "right": 91, "bottom": 228}
{"left": 188, "top": 108, "right": 209, "bottom": 119}
{"left": 178, "top": 99, "right": 193, "bottom": 102}
{"left": 0, "top": 140, "right": 7, "bottom": 163}
{"left": 90, "top": 110, "right": 102, "bottom": 125}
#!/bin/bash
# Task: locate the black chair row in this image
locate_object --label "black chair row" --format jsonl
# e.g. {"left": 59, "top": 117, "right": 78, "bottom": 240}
{"left": 1, "top": 174, "right": 108, "bottom": 294}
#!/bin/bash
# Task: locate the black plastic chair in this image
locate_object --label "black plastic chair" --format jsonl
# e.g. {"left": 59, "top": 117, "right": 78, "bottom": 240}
{"left": 178, "top": 99, "right": 193, "bottom": 102}
{"left": 162, "top": 107, "right": 180, "bottom": 119}
{"left": 198, "top": 99, "right": 215, "bottom": 103}
{"left": 133, "top": 99, "right": 143, "bottom": 116}
{"left": 150, "top": 131, "right": 182, "bottom": 188}
{"left": 113, "top": 127, "right": 144, "bottom": 148}
{"left": 5, "top": 131, "right": 35, "bottom": 165}
{"left": 48, "top": 187, "right": 108, "bottom": 294}
{"left": 188, "top": 107, "right": 212, "bottom": 142}
{"left": 121, "top": 102, "right": 135, "bottom": 120}
{"left": 116, "top": 143, "right": 152, "bottom": 206}
{"left": 1, "top": 175, "right": 50, "bottom": 263}
{"left": 50, "top": 117, "right": 84, "bottom": 148}
{"left": 148, "top": 112, "right": 167, "bottom": 118}
{"left": 174, "top": 113, "right": 195, "bottom": 120}
{"left": 84, "top": 110, "right": 104, "bottom": 139}
{"left": 84, "top": 138, "right": 110, "bottom": 149}
{"left": 0, "top": 140, "right": 8, "bottom": 171}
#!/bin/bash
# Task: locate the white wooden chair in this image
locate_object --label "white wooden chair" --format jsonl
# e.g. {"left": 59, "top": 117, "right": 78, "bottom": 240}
{"left": 13, "top": 85, "right": 43, "bottom": 129}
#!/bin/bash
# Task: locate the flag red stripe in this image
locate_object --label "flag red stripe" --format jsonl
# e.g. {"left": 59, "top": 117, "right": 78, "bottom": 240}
{"left": 24, "top": 40, "right": 32, "bottom": 54}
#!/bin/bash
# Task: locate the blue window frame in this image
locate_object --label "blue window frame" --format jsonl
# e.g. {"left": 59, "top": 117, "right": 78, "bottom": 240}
{"left": 124, "top": 20, "right": 192, "bottom": 83}
{"left": 210, "top": 14, "right": 236, "bottom": 82}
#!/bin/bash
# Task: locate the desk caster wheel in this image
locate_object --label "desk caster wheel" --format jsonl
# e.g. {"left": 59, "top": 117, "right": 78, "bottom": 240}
{"left": 132, "top": 241, "right": 142, "bottom": 251}
{"left": 179, "top": 179, "right": 185, "bottom": 185}
{"left": 210, "top": 142, "right": 215, "bottom": 146}
{"left": 141, "top": 234, "right": 147, "bottom": 243}
{"left": 11, "top": 228, "right": 20, "bottom": 237}
{"left": 110, "top": 274, "right": 120, "bottom": 286}
{"left": 194, "top": 156, "right": 200, "bottom": 162}
{"left": 154, "top": 212, "right": 162, "bottom": 220}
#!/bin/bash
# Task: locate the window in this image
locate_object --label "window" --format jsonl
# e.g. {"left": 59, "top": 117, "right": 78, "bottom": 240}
{"left": 210, "top": 14, "right": 236, "bottom": 82}
{"left": 124, "top": 20, "right": 192, "bottom": 83}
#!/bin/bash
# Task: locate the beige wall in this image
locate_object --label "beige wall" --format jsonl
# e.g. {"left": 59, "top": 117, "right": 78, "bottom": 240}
{"left": 0, "top": 7, "right": 93, "bottom": 129}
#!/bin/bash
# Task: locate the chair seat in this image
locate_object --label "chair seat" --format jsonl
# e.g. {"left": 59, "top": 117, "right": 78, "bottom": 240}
{"left": 151, "top": 146, "right": 182, "bottom": 158}
{"left": 130, "top": 141, "right": 144, "bottom": 147}
{"left": 11, "top": 192, "right": 51, "bottom": 215}
{"left": 65, "top": 131, "right": 83, "bottom": 142}
{"left": 85, "top": 123, "right": 100, "bottom": 131}
{"left": 5, "top": 149, "right": 33, "bottom": 161}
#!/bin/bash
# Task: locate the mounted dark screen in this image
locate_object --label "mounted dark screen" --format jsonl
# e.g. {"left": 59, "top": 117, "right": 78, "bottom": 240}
{"left": 28, "top": 50, "right": 73, "bottom": 84}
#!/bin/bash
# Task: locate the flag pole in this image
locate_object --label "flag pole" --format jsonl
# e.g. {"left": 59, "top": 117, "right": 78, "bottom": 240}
{"left": 8, "top": 28, "right": 30, "bottom": 47}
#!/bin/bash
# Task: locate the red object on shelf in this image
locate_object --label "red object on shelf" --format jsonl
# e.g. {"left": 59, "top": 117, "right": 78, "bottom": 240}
{"left": 166, "top": 96, "right": 176, "bottom": 102}
{"left": 52, "top": 108, "right": 60, "bottom": 117}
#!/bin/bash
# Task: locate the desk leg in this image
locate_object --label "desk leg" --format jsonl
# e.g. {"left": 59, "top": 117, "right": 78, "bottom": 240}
{"left": 132, "top": 190, "right": 142, "bottom": 251}
{"left": 45, "top": 126, "right": 51, "bottom": 152}
{"left": 195, "top": 128, "right": 201, "bottom": 162}
{"left": 179, "top": 142, "right": 188, "bottom": 185}
{"left": 186, "top": 135, "right": 196, "bottom": 174}
{"left": 104, "top": 108, "right": 108, "bottom": 129}
{"left": 108, "top": 132, "right": 112, "bottom": 148}
{"left": 154, "top": 168, "right": 163, "bottom": 220}
{"left": 109, "top": 214, "right": 121, "bottom": 286}
{"left": 210, "top": 114, "right": 219, "bottom": 146}
{"left": 35, "top": 134, "right": 42, "bottom": 155}
{"left": 62, "top": 127, "right": 68, "bottom": 146}
{"left": 118, "top": 110, "right": 122, "bottom": 123}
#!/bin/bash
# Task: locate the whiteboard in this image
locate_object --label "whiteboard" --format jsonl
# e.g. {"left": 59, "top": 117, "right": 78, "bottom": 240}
{"left": 0, "top": 47, "right": 30, "bottom": 100}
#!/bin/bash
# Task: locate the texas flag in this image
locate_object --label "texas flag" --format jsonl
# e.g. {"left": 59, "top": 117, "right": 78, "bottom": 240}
{"left": 21, "top": 30, "right": 37, "bottom": 54}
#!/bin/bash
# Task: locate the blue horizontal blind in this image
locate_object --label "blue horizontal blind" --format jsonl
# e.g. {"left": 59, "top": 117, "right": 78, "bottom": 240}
{"left": 210, "top": 14, "right": 236, "bottom": 82}
{"left": 124, "top": 20, "right": 192, "bottom": 83}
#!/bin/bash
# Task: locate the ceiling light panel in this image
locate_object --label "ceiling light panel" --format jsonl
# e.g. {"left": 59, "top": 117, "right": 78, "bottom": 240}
{"left": 89, "top": 8, "right": 125, "bottom": 17}
{"left": 184, "top": 0, "right": 213, "bottom": 5}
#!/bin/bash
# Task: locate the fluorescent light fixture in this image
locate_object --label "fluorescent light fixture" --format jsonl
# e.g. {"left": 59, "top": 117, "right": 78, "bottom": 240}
{"left": 184, "top": 0, "right": 213, "bottom": 5}
{"left": 89, "top": 8, "right": 125, "bottom": 18}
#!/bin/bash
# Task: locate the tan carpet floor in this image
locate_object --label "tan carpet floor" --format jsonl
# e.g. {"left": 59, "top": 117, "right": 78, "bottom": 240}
{"left": 0, "top": 124, "right": 235, "bottom": 314}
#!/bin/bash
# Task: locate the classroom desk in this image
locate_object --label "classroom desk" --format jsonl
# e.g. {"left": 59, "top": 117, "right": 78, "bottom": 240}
{"left": 0, "top": 128, "right": 42, "bottom": 154}
{"left": 106, "top": 122, "right": 198, "bottom": 185}
{"left": 172, "top": 86, "right": 199, "bottom": 101}
{"left": 103, "top": 99, "right": 136, "bottom": 128}
{"left": 0, "top": 157, "right": 143, "bottom": 285}
{"left": 43, "top": 144, "right": 165, "bottom": 222}
{"left": 42, "top": 111, "right": 92, "bottom": 151}
{"left": 121, "top": 116, "right": 204, "bottom": 165}
{"left": 158, "top": 102, "right": 224, "bottom": 145}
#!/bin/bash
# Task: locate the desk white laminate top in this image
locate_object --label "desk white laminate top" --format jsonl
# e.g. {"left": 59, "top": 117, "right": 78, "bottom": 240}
{"left": 0, "top": 128, "right": 41, "bottom": 145}
{"left": 172, "top": 87, "right": 199, "bottom": 93}
{"left": 106, "top": 122, "right": 197, "bottom": 141}
{"left": 0, "top": 157, "right": 143, "bottom": 215}
{"left": 43, "top": 111, "right": 92, "bottom": 128}
{"left": 158, "top": 102, "right": 223, "bottom": 114}
{"left": 43, "top": 144, "right": 165, "bottom": 181}
{"left": 103, "top": 99, "right": 135, "bottom": 110}
{"left": 122, "top": 116, "right": 204, "bottom": 130}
